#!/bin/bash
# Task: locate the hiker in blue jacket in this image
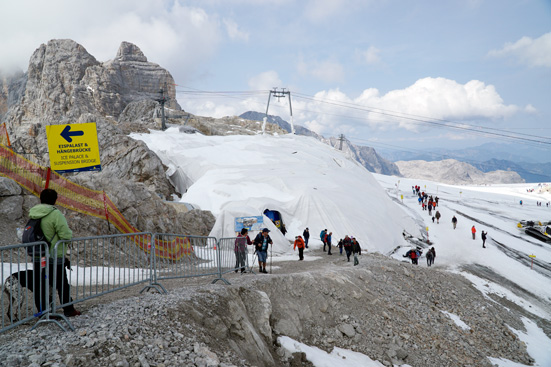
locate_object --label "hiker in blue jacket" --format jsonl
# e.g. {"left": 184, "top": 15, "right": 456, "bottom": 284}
{"left": 320, "top": 229, "right": 327, "bottom": 251}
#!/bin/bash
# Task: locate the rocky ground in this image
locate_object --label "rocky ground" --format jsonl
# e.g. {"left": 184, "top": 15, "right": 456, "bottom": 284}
{"left": 0, "top": 247, "right": 549, "bottom": 367}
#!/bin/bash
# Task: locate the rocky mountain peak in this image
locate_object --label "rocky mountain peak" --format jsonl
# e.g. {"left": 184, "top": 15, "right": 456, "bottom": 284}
{"left": 116, "top": 41, "right": 148, "bottom": 62}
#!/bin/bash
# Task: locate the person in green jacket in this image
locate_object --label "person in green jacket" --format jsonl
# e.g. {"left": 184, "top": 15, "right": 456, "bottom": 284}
{"left": 30, "top": 188, "right": 81, "bottom": 317}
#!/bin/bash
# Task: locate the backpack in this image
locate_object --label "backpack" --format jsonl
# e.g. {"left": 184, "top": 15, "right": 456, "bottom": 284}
{"left": 22, "top": 217, "right": 50, "bottom": 257}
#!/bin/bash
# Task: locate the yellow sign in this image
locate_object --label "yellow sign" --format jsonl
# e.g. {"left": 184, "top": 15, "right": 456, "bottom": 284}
{"left": 46, "top": 123, "right": 101, "bottom": 173}
{"left": 529, "top": 255, "right": 536, "bottom": 258}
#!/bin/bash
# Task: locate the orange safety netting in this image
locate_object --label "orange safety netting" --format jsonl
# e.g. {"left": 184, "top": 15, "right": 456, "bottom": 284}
{"left": 0, "top": 133, "right": 192, "bottom": 260}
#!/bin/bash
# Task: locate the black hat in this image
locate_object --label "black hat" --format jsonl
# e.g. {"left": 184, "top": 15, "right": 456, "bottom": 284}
{"left": 262, "top": 228, "right": 270, "bottom": 233}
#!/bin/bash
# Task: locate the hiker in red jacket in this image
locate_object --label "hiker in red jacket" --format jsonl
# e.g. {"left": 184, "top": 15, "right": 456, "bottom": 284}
{"left": 294, "top": 235, "right": 305, "bottom": 261}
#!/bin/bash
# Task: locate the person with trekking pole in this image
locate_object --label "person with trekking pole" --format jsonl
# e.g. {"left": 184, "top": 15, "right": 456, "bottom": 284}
{"left": 253, "top": 228, "right": 272, "bottom": 274}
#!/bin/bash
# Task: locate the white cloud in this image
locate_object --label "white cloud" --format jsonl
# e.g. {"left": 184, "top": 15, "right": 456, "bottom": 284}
{"left": 248, "top": 71, "right": 282, "bottom": 90}
{"left": 0, "top": 0, "right": 222, "bottom": 82}
{"left": 488, "top": 32, "right": 551, "bottom": 67}
{"left": 182, "top": 77, "right": 519, "bottom": 138}
{"left": 303, "top": 0, "right": 346, "bottom": 22}
{"left": 357, "top": 46, "right": 381, "bottom": 65}
{"left": 223, "top": 18, "right": 249, "bottom": 41}
{"left": 524, "top": 104, "right": 537, "bottom": 114}
{"left": 302, "top": 0, "right": 369, "bottom": 23}
{"left": 180, "top": 100, "right": 238, "bottom": 119}
{"left": 295, "top": 77, "right": 518, "bottom": 136}
{"left": 297, "top": 57, "right": 345, "bottom": 83}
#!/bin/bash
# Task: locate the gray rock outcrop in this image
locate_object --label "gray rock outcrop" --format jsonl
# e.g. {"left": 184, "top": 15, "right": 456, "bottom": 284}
{"left": 0, "top": 39, "right": 213, "bottom": 243}
{"left": 325, "top": 137, "right": 401, "bottom": 176}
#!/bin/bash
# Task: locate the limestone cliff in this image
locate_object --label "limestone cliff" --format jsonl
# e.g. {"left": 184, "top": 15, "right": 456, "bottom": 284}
{"left": 0, "top": 39, "right": 212, "bottom": 242}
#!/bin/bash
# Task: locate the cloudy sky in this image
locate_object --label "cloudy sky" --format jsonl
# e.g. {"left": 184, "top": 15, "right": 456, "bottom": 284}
{"left": 1, "top": 0, "right": 550, "bottom": 153}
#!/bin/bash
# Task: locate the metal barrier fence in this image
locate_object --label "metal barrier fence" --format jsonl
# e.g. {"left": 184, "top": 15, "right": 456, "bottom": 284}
{"left": 149, "top": 234, "right": 225, "bottom": 290}
{"left": 1, "top": 242, "right": 53, "bottom": 333}
{"left": 1, "top": 234, "right": 253, "bottom": 334}
{"left": 217, "top": 237, "right": 255, "bottom": 276}
{"left": 50, "top": 233, "right": 153, "bottom": 330}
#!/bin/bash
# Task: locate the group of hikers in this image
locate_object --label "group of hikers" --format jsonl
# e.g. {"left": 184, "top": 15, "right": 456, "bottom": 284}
{"left": 403, "top": 247, "right": 436, "bottom": 266}
{"left": 234, "top": 227, "right": 273, "bottom": 274}
{"left": 415, "top": 188, "right": 441, "bottom": 220}
{"left": 318, "top": 229, "right": 362, "bottom": 264}
{"left": 235, "top": 226, "right": 365, "bottom": 274}
{"left": 402, "top": 185, "right": 491, "bottom": 268}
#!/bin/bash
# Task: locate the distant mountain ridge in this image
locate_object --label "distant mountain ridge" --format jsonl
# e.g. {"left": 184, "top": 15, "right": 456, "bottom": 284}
{"left": 378, "top": 143, "right": 551, "bottom": 183}
{"left": 239, "top": 111, "right": 400, "bottom": 176}
{"left": 395, "top": 159, "right": 524, "bottom": 185}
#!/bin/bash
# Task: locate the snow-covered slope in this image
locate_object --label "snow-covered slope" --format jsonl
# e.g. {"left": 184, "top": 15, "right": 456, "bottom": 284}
{"left": 395, "top": 159, "right": 524, "bottom": 185}
{"left": 131, "top": 128, "right": 420, "bottom": 254}
{"left": 129, "top": 128, "right": 551, "bottom": 365}
{"left": 376, "top": 174, "right": 551, "bottom": 319}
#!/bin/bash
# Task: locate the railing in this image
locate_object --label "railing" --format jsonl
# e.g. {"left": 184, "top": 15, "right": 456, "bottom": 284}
{"left": 1, "top": 233, "right": 250, "bottom": 334}
{"left": 217, "top": 237, "right": 255, "bottom": 277}
{"left": 147, "top": 234, "right": 221, "bottom": 292}
{"left": 1, "top": 242, "right": 54, "bottom": 333}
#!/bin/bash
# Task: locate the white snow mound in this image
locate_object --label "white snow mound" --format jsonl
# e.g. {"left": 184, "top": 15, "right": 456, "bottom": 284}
{"left": 131, "top": 129, "right": 420, "bottom": 254}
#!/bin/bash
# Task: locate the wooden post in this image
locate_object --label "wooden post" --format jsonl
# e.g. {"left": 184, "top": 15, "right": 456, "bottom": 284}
{"left": 45, "top": 167, "right": 51, "bottom": 189}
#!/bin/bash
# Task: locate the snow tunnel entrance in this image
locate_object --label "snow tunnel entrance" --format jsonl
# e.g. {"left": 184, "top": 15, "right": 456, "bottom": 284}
{"left": 263, "top": 209, "right": 286, "bottom": 234}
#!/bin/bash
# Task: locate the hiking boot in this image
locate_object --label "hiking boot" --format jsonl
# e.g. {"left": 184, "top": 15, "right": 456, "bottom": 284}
{"left": 65, "top": 309, "right": 81, "bottom": 318}
{"left": 262, "top": 269, "right": 268, "bottom": 274}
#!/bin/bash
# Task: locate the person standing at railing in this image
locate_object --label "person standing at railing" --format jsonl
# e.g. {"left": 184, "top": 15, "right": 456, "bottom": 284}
{"left": 253, "top": 228, "right": 272, "bottom": 274}
{"left": 29, "top": 188, "right": 81, "bottom": 318}
{"left": 234, "top": 228, "right": 252, "bottom": 273}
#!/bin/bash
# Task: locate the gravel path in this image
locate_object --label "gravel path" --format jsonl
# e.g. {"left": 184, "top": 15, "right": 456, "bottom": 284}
{"left": 1, "top": 248, "right": 549, "bottom": 367}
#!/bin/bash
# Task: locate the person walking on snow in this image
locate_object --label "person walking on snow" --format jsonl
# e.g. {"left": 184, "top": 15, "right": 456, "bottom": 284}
{"left": 471, "top": 225, "right": 477, "bottom": 240}
{"left": 294, "top": 235, "right": 305, "bottom": 260}
{"left": 481, "top": 231, "right": 487, "bottom": 248}
{"left": 435, "top": 211, "right": 441, "bottom": 224}
{"left": 452, "top": 216, "right": 458, "bottom": 229}
{"left": 303, "top": 228, "right": 310, "bottom": 248}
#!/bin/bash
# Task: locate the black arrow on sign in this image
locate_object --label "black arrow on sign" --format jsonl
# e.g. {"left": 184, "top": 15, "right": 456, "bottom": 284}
{"left": 60, "top": 125, "right": 84, "bottom": 143}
